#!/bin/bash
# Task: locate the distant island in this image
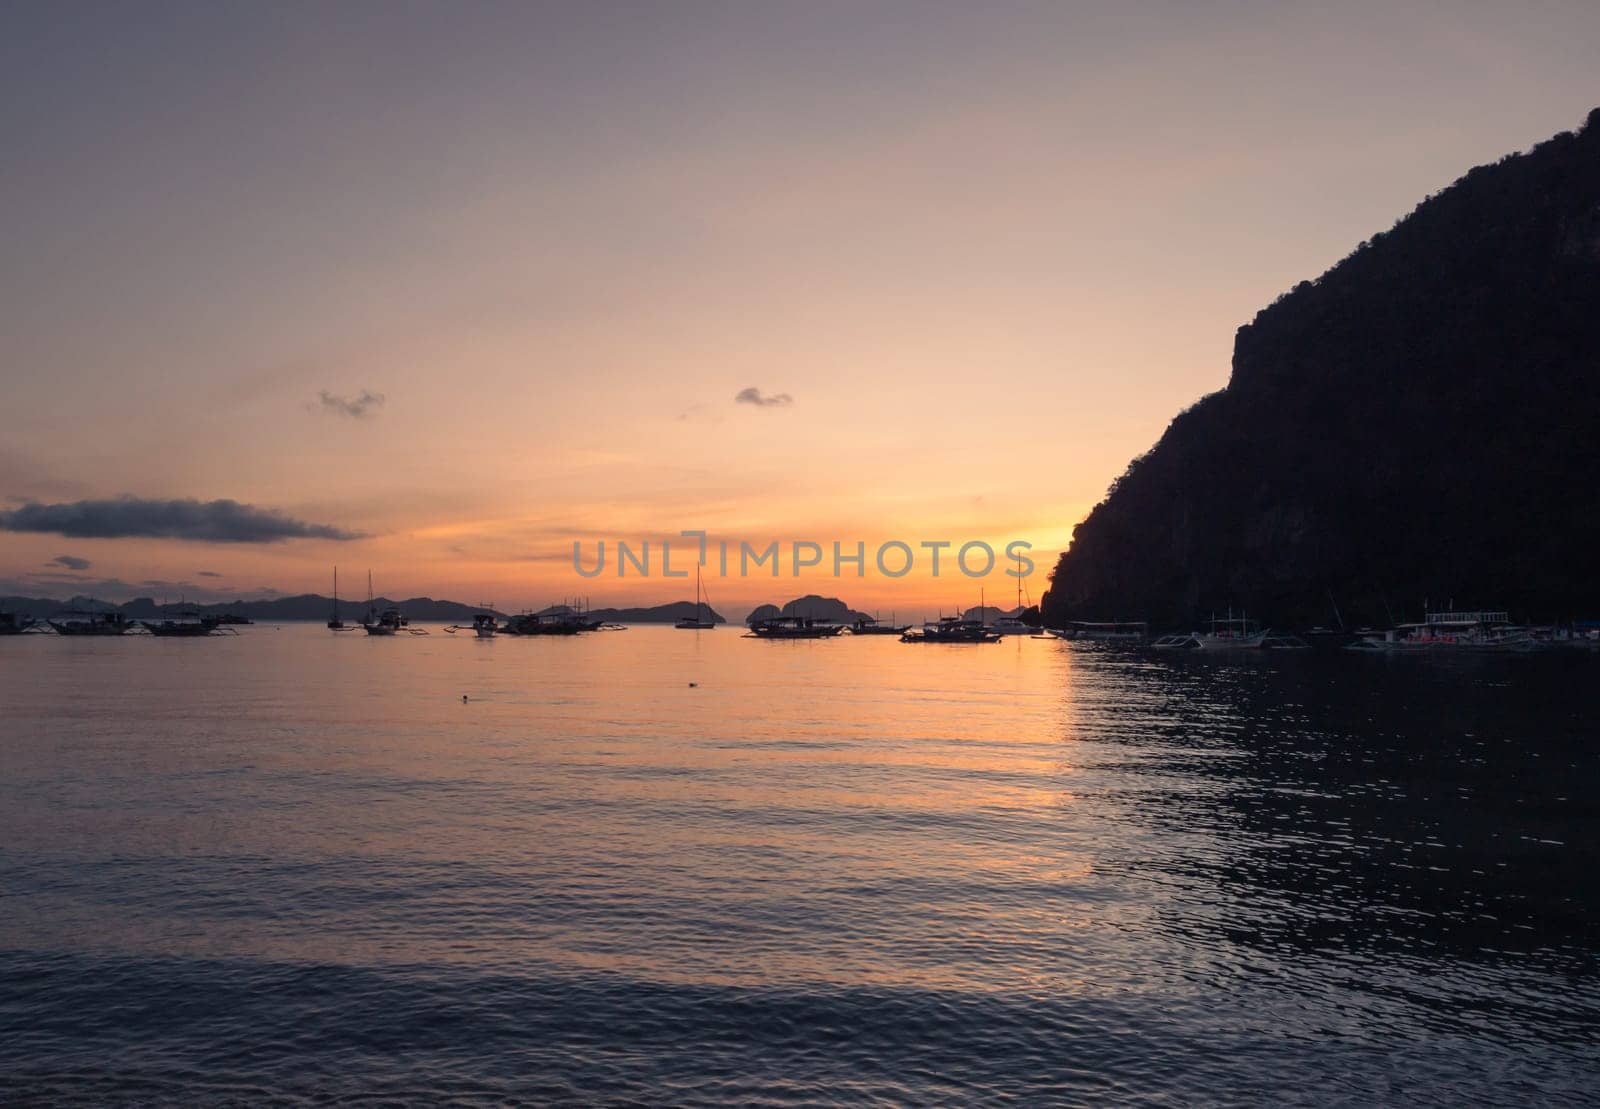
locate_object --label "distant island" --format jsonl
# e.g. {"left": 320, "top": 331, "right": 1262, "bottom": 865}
{"left": 1043, "top": 107, "right": 1600, "bottom": 629}
{"left": 742, "top": 595, "right": 1037, "bottom": 628}
{"left": 744, "top": 595, "right": 874, "bottom": 626}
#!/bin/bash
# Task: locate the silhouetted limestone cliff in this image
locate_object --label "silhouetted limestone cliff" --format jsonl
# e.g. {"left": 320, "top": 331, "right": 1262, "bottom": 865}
{"left": 1043, "top": 109, "right": 1600, "bottom": 628}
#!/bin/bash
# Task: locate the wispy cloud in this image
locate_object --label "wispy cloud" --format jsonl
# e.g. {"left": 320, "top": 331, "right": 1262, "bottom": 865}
{"left": 318, "top": 389, "right": 386, "bottom": 419}
{"left": 197, "top": 570, "right": 223, "bottom": 577}
{"left": 0, "top": 496, "right": 364, "bottom": 543}
{"left": 734, "top": 386, "right": 793, "bottom": 408}
{"left": 677, "top": 403, "right": 727, "bottom": 425}
{"left": 50, "top": 554, "right": 91, "bottom": 571}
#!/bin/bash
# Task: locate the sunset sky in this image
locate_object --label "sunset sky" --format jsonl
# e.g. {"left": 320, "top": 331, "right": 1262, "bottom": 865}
{"left": 4, "top": 1, "right": 1598, "bottom": 618}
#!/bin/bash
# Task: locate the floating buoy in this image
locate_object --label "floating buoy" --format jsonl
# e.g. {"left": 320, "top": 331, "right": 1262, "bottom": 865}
{"left": 688, "top": 682, "right": 698, "bottom": 688}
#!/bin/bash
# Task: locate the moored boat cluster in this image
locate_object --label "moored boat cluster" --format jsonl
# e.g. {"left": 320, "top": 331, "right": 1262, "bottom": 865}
{"left": 6, "top": 592, "right": 1595, "bottom": 654}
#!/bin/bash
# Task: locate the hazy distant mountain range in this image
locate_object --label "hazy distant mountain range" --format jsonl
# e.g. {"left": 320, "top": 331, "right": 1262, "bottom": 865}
{"left": 1043, "top": 107, "right": 1600, "bottom": 627}
{"left": 0, "top": 591, "right": 1041, "bottom": 627}
{"left": 0, "top": 594, "right": 726, "bottom": 624}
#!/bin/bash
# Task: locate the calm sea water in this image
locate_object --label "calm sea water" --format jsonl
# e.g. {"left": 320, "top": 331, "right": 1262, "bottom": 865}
{"left": 1, "top": 625, "right": 1596, "bottom": 1104}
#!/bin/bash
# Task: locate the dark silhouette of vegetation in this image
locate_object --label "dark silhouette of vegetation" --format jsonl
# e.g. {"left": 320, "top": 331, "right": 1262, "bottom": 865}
{"left": 1043, "top": 108, "right": 1600, "bottom": 629}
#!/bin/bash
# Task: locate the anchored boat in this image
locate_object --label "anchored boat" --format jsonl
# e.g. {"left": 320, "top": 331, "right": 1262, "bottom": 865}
{"left": 360, "top": 572, "right": 406, "bottom": 635}
{"left": 47, "top": 610, "right": 133, "bottom": 636}
{"left": 328, "top": 567, "right": 344, "bottom": 629}
{"left": 901, "top": 614, "right": 1001, "bottom": 644}
{"left": 0, "top": 612, "right": 39, "bottom": 635}
{"left": 849, "top": 614, "right": 909, "bottom": 636}
{"left": 503, "top": 612, "right": 582, "bottom": 636}
{"left": 748, "top": 616, "right": 845, "bottom": 639}
{"left": 1346, "top": 610, "right": 1531, "bottom": 652}
{"left": 675, "top": 564, "right": 716, "bottom": 629}
{"left": 1050, "top": 621, "right": 1148, "bottom": 641}
{"left": 140, "top": 611, "right": 224, "bottom": 637}
{"left": 1154, "top": 613, "right": 1268, "bottom": 651}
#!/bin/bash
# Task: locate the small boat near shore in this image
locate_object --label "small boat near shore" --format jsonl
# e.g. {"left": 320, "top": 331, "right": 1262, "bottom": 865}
{"left": 991, "top": 612, "right": 1035, "bottom": 636}
{"left": 1049, "top": 621, "right": 1148, "bottom": 641}
{"left": 1345, "top": 610, "right": 1531, "bottom": 652}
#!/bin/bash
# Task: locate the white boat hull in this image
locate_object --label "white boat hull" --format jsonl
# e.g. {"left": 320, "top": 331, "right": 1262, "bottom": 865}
{"left": 1195, "top": 632, "right": 1267, "bottom": 651}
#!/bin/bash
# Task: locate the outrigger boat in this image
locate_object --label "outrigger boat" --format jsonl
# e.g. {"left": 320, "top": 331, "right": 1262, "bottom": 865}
{"left": 47, "top": 609, "right": 133, "bottom": 636}
{"left": 360, "top": 572, "right": 407, "bottom": 636}
{"left": 140, "top": 611, "right": 224, "bottom": 637}
{"left": 849, "top": 613, "right": 909, "bottom": 636}
{"left": 1153, "top": 612, "right": 1268, "bottom": 651}
{"left": 363, "top": 608, "right": 405, "bottom": 635}
{"left": 502, "top": 611, "right": 583, "bottom": 636}
{"left": 748, "top": 616, "right": 845, "bottom": 639}
{"left": 0, "top": 612, "right": 39, "bottom": 635}
{"left": 445, "top": 606, "right": 500, "bottom": 637}
{"left": 1345, "top": 610, "right": 1531, "bottom": 652}
{"left": 901, "top": 614, "right": 1001, "bottom": 644}
{"left": 1049, "top": 621, "right": 1148, "bottom": 641}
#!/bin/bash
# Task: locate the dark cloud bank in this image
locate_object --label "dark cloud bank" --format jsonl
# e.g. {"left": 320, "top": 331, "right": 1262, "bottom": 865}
{"left": 0, "top": 497, "right": 361, "bottom": 543}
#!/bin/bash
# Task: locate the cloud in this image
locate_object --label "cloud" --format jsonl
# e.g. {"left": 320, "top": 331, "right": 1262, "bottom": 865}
{"left": 318, "top": 389, "right": 386, "bottom": 419}
{"left": 197, "top": 570, "right": 223, "bottom": 577}
{"left": 50, "top": 554, "right": 92, "bottom": 571}
{"left": 734, "top": 386, "right": 793, "bottom": 408}
{"left": 677, "top": 403, "right": 727, "bottom": 426}
{"left": 0, "top": 496, "right": 364, "bottom": 543}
